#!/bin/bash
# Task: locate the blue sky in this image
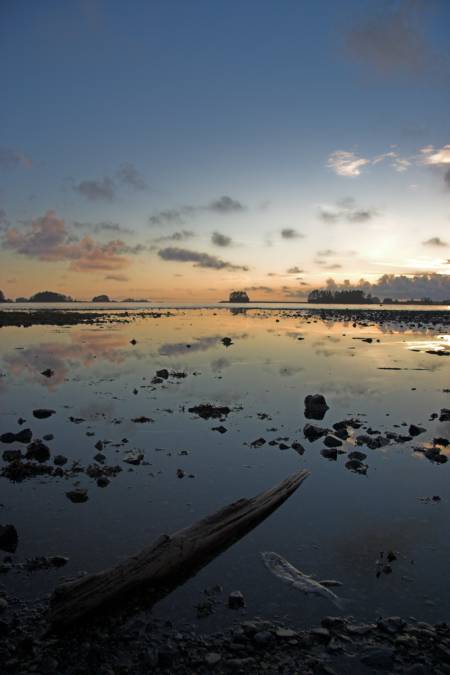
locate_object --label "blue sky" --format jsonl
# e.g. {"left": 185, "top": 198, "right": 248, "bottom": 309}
{"left": 1, "top": 0, "right": 449, "bottom": 301}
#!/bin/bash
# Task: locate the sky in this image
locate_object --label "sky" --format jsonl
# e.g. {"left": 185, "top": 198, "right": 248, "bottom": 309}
{"left": 1, "top": 0, "right": 450, "bottom": 302}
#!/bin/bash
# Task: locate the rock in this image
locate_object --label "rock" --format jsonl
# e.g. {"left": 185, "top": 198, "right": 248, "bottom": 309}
{"left": 304, "top": 423, "right": 328, "bottom": 442}
{"left": 212, "top": 425, "right": 227, "bottom": 434}
{"left": 130, "top": 338, "right": 137, "bottom": 345}
{"left": 321, "top": 448, "right": 338, "bottom": 460}
{"left": 176, "top": 468, "right": 185, "bottom": 478}
{"left": 228, "top": 591, "right": 245, "bottom": 609}
{"left": 409, "top": 424, "right": 425, "bottom": 437}
{"left": 275, "top": 627, "right": 297, "bottom": 638}
{"left": 53, "top": 454, "right": 67, "bottom": 466}
{"left": 253, "top": 630, "right": 273, "bottom": 645}
{"left": 156, "top": 368, "right": 169, "bottom": 379}
{"left": 348, "top": 450, "right": 367, "bottom": 461}
{"left": 26, "top": 440, "right": 51, "bottom": 462}
{"left": 205, "top": 652, "right": 222, "bottom": 665}
{"left": 32, "top": 408, "right": 55, "bottom": 419}
{"left": 188, "top": 404, "right": 231, "bottom": 419}
{"left": 43, "top": 434, "right": 54, "bottom": 441}
{"left": 439, "top": 409, "right": 450, "bottom": 422}
{"left": 0, "top": 433, "right": 16, "bottom": 444}
{"left": 97, "top": 476, "right": 110, "bottom": 488}
{"left": 250, "top": 437, "right": 266, "bottom": 448}
{"left": 304, "top": 394, "right": 329, "bottom": 420}
{"left": 94, "top": 440, "right": 103, "bottom": 451}
{"left": 123, "top": 450, "right": 144, "bottom": 465}
{"left": 2, "top": 449, "right": 22, "bottom": 462}
{"left": 14, "top": 428, "right": 32, "bottom": 443}
{"left": 0, "top": 524, "right": 18, "bottom": 553}
{"left": 323, "top": 435, "right": 342, "bottom": 448}
{"left": 222, "top": 337, "right": 233, "bottom": 346}
{"left": 360, "top": 647, "right": 394, "bottom": 669}
{"left": 291, "top": 441, "right": 305, "bottom": 454}
{"left": 66, "top": 489, "right": 88, "bottom": 503}
{"left": 94, "top": 453, "right": 106, "bottom": 463}
{"left": 131, "top": 416, "right": 153, "bottom": 423}
{"left": 41, "top": 368, "right": 54, "bottom": 378}
{"left": 345, "top": 458, "right": 367, "bottom": 474}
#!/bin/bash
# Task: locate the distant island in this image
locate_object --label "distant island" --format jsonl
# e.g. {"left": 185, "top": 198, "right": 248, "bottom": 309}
{"left": 227, "top": 290, "right": 250, "bottom": 303}
{"left": 92, "top": 294, "right": 110, "bottom": 303}
{"left": 23, "top": 291, "right": 74, "bottom": 303}
{"left": 307, "top": 289, "right": 449, "bottom": 305}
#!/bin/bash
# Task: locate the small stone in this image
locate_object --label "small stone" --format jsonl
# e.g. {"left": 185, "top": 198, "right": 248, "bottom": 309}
{"left": 32, "top": 408, "right": 55, "bottom": 419}
{"left": 0, "top": 524, "right": 18, "bottom": 553}
{"left": 156, "top": 368, "right": 169, "bottom": 379}
{"left": 323, "top": 435, "right": 342, "bottom": 448}
{"left": 97, "top": 477, "right": 110, "bottom": 488}
{"left": 204, "top": 652, "right": 222, "bottom": 665}
{"left": 66, "top": 489, "right": 88, "bottom": 503}
{"left": 228, "top": 590, "right": 245, "bottom": 609}
{"left": 26, "top": 440, "right": 50, "bottom": 462}
{"left": 275, "top": 627, "right": 297, "bottom": 638}
{"left": 53, "top": 454, "right": 67, "bottom": 466}
{"left": 41, "top": 369, "right": 54, "bottom": 378}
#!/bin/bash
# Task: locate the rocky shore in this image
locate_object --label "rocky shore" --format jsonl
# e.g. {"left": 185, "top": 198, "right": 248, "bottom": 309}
{"left": 0, "top": 592, "right": 449, "bottom": 674}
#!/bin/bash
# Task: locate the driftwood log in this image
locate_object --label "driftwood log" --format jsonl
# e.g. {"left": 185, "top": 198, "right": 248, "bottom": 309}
{"left": 49, "top": 469, "right": 309, "bottom": 628}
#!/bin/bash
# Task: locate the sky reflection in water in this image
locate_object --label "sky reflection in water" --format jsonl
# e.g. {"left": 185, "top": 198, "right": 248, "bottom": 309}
{"left": 0, "top": 308, "right": 449, "bottom": 630}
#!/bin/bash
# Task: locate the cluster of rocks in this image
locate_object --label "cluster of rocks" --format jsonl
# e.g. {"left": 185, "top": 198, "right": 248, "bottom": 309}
{"left": 1, "top": 596, "right": 450, "bottom": 675}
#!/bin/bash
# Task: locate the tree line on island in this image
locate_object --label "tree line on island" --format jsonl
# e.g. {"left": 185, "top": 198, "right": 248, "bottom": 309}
{"left": 0, "top": 291, "right": 149, "bottom": 303}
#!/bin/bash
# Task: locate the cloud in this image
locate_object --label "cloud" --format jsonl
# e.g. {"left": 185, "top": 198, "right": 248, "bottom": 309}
{"left": 319, "top": 197, "right": 378, "bottom": 224}
{"left": 154, "top": 230, "right": 195, "bottom": 242}
{"left": 0, "top": 147, "right": 32, "bottom": 169}
{"left": 421, "top": 144, "right": 450, "bottom": 166}
{"left": 158, "top": 246, "right": 248, "bottom": 271}
{"left": 317, "top": 249, "right": 336, "bottom": 257}
{"left": 149, "top": 209, "right": 187, "bottom": 227}
{"left": 445, "top": 168, "right": 450, "bottom": 190}
{"left": 211, "top": 231, "right": 232, "bottom": 247}
{"left": 345, "top": 0, "right": 434, "bottom": 76}
{"left": 105, "top": 274, "right": 130, "bottom": 282}
{"left": 2, "top": 210, "right": 143, "bottom": 272}
{"left": 281, "top": 228, "right": 304, "bottom": 239}
{"left": 208, "top": 195, "right": 245, "bottom": 213}
{"left": 327, "top": 150, "right": 370, "bottom": 177}
{"left": 73, "top": 176, "right": 116, "bottom": 201}
{"left": 286, "top": 266, "right": 303, "bottom": 274}
{"left": 327, "top": 149, "right": 412, "bottom": 177}
{"left": 324, "top": 272, "right": 450, "bottom": 302}
{"left": 73, "top": 220, "right": 134, "bottom": 235}
{"left": 315, "top": 261, "right": 343, "bottom": 270}
{"left": 423, "top": 236, "right": 448, "bottom": 247}
{"left": 116, "top": 162, "right": 147, "bottom": 190}
{"left": 246, "top": 285, "right": 273, "bottom": 293}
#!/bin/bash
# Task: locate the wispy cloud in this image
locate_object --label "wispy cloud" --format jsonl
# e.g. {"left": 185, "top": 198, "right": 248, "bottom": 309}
{"left": 73, "top": 220, "right": 134, "bottom": 235}
{"left": 211, "top": 231, "right": 232, "bottom": 247}
{"left": 208, "top": 195, "right": 245, "bottom": 213}
{"left": 116, "top": 162, "right": 147, "bottom": 190}
{"left": 345, "top": 0, "right": 439, "bottom": 76}
{"left": 158, "top": 246, "right": 248, "bottom": 271}
{"left": 149, "top": 195, "right": 246, "bottom": 228}
{"left": 0, "top": 147, "right": 32, "bottom": 169}
{"left": 319, "top": 197, "right": 378, "bottom": 224}
{"left": 105, "top": 274, "right": 130, "bottom": 282}
{"left": 327, "top": 150, "right": 370, "bottom": 177}
{"left": 423, "top": 236, "right": 448, "bottom": 247}
{"left": 73, "top": 176, "right": 116, "bottom": 201}
{"left": 286, "top": 266, "right": 304, "bottom": 274}
{"left": 281, "top": 228, "right": 304, "bottom": 239}
{"left": 154, "top": 230, "right": 195, "bottom": 243}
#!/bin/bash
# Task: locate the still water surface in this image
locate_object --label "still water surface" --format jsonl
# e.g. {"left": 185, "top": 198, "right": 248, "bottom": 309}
{"left": 0, "top": 308, "right": 449, "bottom": 629}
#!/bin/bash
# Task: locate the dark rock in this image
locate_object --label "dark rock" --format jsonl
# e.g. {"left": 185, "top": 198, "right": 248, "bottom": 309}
{"left": 66, "top": 489, "right": 88, "bottom": 503}
{"left": 26, "top": 440, "right": 50, "bottom": 462}
{"left": 41, "top": 369, "right": 54, "bottom": 378}
{"left": 323, "top": 435, "right": 342, "bottom": 448}
{"left": 345, "top": 458, "right": 367, "bottom": 474}
{"left": 32, "top": 409, "right": 55, "bottom": 419}
{"left": 156, "top": 369, "right": 169, "bottom": 379}
{"left": 228, "top": 591, "right": 245, "bottom": 609}
{"left": 304, "top": 393, "right": 329, "bottom": 420}
{"left": 2, "top": 449, "right": 22, "bottom": 462}
{"left": 53, "top": 454, "right": 67, "bottom": 466}
{"left": 0, "top": 524, "right": 18, "bottom": 553}
{"left": 321, "top": 448, "right": 338, "bottom": 460}
{"left": 14, "top": 428, "right": 32, "bottom": 443}
{"left": 94, "top": 440, "right": 104, "bottom": 451}
{"left": 188, "top": 404, "right": 231, "bottom": 419}
{"left": 439, "top": 409, "right": 450, "bottom": 422}
{"left": 222, "top": 337, "right": 233, "bottom": 346}
{"left": 304, "top": 423, "right": 328, "bottom": 442}
{"left": 409, "top": 424, "right": 425, "bottom": 437}
{"left": 348, "top": 450, "right": 367, "bottom": 461}
{"left": 43, "top": 433, "right": 54, "bottom": 441}
{"left": 361, "top": 647, "right": 394, "bottom": 669}
{"left": 250, "top": 437, "right": 266, "bottom": 448}
{"left": 0, "top": 433, "right": 16, "bottom": 444}
{"left": 97, "top": 476, "right": 110, "bottom": 488}
{"left": 212, "top": 425, "right": 227, "bottom": 434}
{"left": 291, "top": 441, "right": 305, "bottom": 454}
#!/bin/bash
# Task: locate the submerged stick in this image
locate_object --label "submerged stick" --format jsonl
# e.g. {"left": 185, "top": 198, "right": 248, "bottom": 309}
{"left": 49, "top": 469, "right": 309, "bottom": 628}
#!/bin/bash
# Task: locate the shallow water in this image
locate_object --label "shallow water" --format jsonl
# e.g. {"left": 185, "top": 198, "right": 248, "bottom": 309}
{"left": 0, "top": 308, "right": 449, "bottom": 630}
